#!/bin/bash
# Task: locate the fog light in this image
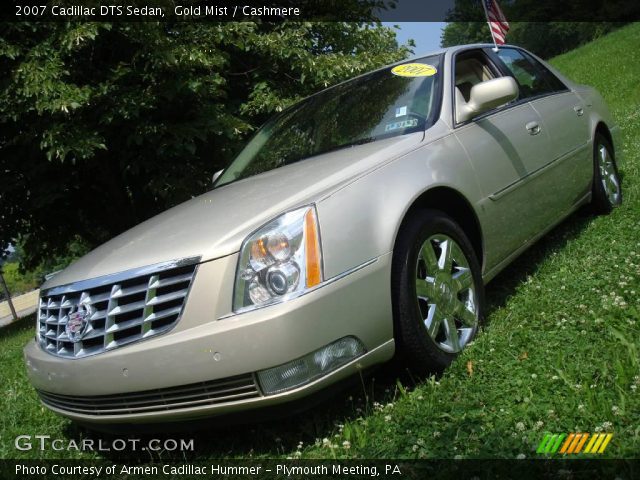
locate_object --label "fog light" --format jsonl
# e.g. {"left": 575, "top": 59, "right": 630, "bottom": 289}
{"left": 257, "top": 337, "right": 366, "bottom": 395}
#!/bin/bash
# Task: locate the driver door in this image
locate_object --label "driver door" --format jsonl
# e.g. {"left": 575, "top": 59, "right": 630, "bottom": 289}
{"left": 452, "top": 49, "right": 553, "bottom": 271}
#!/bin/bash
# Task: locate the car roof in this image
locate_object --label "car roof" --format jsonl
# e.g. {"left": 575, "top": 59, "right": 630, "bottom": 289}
{"left": 398, "top": 43, "right": 522, "bottom": 65}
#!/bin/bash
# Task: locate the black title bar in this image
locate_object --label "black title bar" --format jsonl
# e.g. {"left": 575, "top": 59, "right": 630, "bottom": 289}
{"left": 3, "top": 0, "right": 640, "bottom": 22}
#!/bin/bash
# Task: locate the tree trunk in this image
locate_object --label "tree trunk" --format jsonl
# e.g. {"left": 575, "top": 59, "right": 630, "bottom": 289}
{"left": 0, "top": 270, "right": 18, "bottom": 322}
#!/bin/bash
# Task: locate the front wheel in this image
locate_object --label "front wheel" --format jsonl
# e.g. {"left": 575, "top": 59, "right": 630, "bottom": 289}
{"left": 392, "top": 210, "right": 485, "bottom": 374}
{"left": 591, "top": 133, "right": 622, "bottom": 214}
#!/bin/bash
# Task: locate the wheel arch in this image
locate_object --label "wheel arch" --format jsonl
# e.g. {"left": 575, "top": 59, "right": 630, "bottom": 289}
{"left": 595, "top": 121, "right": 614, "bottom": 155}
{"left": 393, "top": 186, "right": 484, "bottom": 270}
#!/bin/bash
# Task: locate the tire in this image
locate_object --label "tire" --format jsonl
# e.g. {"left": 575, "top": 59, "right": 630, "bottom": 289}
{"left": 392, "top": 209, "right": 485, "bottom": 374}
{"left": 591, "top": 133, "right": 622, "bottom": 214}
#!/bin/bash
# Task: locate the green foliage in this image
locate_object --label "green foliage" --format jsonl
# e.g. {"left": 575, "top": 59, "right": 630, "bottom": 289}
{"left": 440, "top": 0, "right": 625, "bottom": 57}
{"left": 508, "top": 22, "right": 621, "bottom": 58}
{"left": 441, "top": 21, "right": 622, "bottom": 58}
{"left": 1, "top": 262, "right": 38, "bottom": 297}
{"left": 441, "top": 22, "right": 491, "bottom": 47}
{"left": 0, "top": 248, "right": 18, "bottom": 266}
{"left": 0, "top": 21, "right": 411, "bottom": 268}
{"left": 0, "top": 238, "right": 90, "bottom": 296}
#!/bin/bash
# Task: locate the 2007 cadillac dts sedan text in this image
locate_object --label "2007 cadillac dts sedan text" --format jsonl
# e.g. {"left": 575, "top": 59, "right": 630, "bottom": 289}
{"left": 24, "top": 44, "right": 622, "bottom": 427}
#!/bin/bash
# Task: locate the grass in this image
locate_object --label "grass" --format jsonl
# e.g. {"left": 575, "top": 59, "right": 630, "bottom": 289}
{"left": 1, "top": 24, "right": 639, "bottom": 461}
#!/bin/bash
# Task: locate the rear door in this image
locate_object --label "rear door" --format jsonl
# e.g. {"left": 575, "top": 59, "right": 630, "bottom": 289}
{"left": 452, "top": 49, "right": 554, "bottom": 270}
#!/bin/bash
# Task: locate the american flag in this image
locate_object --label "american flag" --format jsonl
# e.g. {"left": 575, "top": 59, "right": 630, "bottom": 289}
{"left": 483, "top": 0, "right": 510, "bottom": 46}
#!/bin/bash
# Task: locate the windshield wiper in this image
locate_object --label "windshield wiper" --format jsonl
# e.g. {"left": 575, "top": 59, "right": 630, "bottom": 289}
{"left": 316, "top": 137, "right": 376, "bottom": 157}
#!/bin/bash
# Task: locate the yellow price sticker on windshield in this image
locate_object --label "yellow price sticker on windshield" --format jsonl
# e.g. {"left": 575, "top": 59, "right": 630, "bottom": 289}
{"left": 391, "top": 63, "right": 437, "bottom": 77}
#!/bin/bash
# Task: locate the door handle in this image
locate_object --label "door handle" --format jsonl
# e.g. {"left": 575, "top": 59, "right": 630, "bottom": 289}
{"left": 573, "top": 105, "right": 584, "bottom": 116}
{"left": 525, "top": 121, "right": 541, "bottom": 135}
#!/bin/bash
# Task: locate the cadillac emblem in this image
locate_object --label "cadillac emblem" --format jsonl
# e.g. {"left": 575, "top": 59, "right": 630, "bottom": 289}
{"left": 65, "top": 303, "right": 90, "bottom": 342}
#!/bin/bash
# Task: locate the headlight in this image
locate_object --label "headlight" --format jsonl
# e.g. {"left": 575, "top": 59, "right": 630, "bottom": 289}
{"left": 233, "top": 205, "right": 323, "bottom": 312}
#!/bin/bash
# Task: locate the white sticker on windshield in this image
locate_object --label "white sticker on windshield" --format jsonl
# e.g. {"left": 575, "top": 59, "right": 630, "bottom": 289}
{"left": 385, "top": 119, "right": 418, "bottom": 132}
{"left": 395, "top": 106, "right": 407, "bottom": 117}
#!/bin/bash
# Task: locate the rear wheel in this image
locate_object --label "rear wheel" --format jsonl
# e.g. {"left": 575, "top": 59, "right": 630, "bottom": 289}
{"left": 591, "top": 133, "right": 622, "bottom": 214}
{"left": 392, "top": 210, "right": 484, "bottom": 374}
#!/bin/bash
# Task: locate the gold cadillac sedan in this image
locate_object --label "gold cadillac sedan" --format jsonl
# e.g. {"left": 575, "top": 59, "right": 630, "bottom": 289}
{"left": 24, "top": 44, "right": 622, "bottom": 426}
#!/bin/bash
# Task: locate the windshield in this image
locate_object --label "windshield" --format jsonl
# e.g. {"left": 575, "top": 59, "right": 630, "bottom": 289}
{"left": 215, "top": 55, "right": 442, "bottom": 187}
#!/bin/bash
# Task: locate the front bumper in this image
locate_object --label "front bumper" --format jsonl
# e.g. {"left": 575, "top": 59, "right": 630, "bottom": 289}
{"left": 24, "top": 252, "right": 394, "bottom": 424}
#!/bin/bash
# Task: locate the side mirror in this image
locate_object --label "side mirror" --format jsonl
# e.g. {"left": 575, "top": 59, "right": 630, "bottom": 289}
{"left": 456, "top": 77, "right": 519, "bottom": 123}
{"left": 211, "top": 169, "right": 223, "bottom": 185}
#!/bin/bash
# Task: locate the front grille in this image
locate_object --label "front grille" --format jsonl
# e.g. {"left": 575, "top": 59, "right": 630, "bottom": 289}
{"left": 37, "top": 374, "right": 260, "bottom": 415}
{"left": 38, "top": 261, "right": 198, "bottom": 358}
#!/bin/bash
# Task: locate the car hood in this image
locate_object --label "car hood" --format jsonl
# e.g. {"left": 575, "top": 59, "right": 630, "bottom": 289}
{"left": 45, "top": 132, "right": 424, "bottom": 288}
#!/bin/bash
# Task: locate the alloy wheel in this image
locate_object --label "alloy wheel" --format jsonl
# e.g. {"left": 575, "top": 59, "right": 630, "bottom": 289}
{"left": 598, "top": 143, "right": 621, "bottom": 206}
{"left": 414, "top": 234, "right": 478, "bottom": 353}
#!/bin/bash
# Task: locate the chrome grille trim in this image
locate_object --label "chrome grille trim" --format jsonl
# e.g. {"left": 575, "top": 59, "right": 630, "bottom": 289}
{"left": 37, "top": 257, "right": 200, "bottom": 359}
{"left": 41, "top": 256, "right": 200, "bottom": 297}
{"left": 37, "top": 374, "right": 261, "bottom": 415}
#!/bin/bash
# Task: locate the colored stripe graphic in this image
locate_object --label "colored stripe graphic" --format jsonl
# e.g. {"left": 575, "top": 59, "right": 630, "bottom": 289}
{"left": 575, "top": 433, "right": 590, "bottom": 453}
{"left": 539, "top": 433, "right": 613, "bottom": 455}
{"left": 584, "top": 433, "right": 614, "bottom": 453}
{"left": 559, "top": 433, "right": 575, "bottom": 453}
{"left": 537, "top": 433, "right": 566, "bottom": 454}
{"left": 584, "top": 434, "right": 599, "bottom": 453}
{"left": 598, "top": 433, "right": 614, "bottom": 453}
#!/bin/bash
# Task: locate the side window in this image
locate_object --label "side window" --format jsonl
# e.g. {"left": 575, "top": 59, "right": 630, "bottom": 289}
{"left": 454, "top": 55, "right": 496, "bottom": 102}
{"left": 453, "top": 51, "right": 500, "bottom": 123}
{"left": 495, "top": 48, "right": 565, "bottom": 99}
{"left": 522, "top": 51, "right": 567, "bottom": 92}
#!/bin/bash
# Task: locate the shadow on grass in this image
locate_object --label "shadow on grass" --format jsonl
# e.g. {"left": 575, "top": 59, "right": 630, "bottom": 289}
{"left": 52, "top": 209, "right": 596, "bottom": 461}
{"left": 64, "top": 363, "right": 414, "bottom": 461}
{"left": 0, "top": 313, "right": 35, "bottom": 340}
{"left": 484, "top": 206, "right": 594, "bottom": 315}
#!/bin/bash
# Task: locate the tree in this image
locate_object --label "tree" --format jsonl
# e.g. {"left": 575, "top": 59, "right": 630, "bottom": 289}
{"left": 440, "top": 0, "right": 488, "bottom": 47}
{"left": 440, "top": 0, "right": 624, "bottom": 58}
{"left": 0, "top": 21, "right": 412, "bottom": 268}
{"left": 441, "top": 22, "right": 491, "bottom": 47}
{"left": 441, "top": 21, "right": 621, "bottom": 58}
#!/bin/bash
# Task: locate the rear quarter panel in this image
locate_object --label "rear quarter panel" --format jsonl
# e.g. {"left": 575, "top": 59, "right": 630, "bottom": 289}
{"left": 575, "top": 85, "right": 623, "bottom": 165}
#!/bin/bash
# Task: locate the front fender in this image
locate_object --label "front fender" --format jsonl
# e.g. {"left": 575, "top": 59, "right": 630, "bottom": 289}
{"left": 316, "top": 131, "right": 483, "bottom": 281}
